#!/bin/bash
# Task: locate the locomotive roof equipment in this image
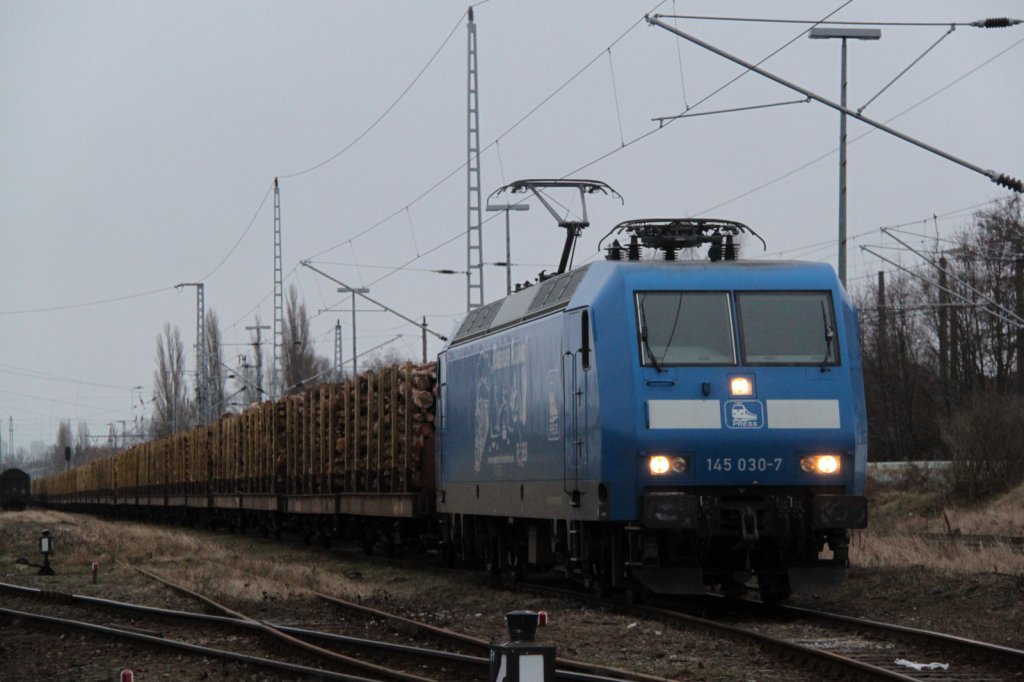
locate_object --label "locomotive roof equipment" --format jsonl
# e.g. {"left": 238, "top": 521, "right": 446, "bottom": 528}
{"left": 599, "top": 218, "right": 767, "bottom": 262}
{"left": 488, "top": 179, "right": 622, "bottom": 276}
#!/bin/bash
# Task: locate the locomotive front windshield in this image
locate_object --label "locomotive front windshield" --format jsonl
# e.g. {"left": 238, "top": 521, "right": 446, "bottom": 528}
{"left": 636, "top": 291, "right": 736, "bottom": 366}
{"left": 737, "top": 291, "right": 839, "bottom": 366}
{"left": 636, "top": 290, "right": 839, "bottom": 367}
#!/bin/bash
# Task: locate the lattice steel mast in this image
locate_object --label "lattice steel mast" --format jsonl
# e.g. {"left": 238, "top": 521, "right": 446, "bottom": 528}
{"left": 272, "top": 177, "right": 283, "bottom": 400}
{"left": 175, "top": 282, "right": 207, "bottom": 424}
{"left": 334, "top": 320, "right": 344, "bottom": 382}
{"left": 466, "top": 7, "right": 484, "bottom": 311}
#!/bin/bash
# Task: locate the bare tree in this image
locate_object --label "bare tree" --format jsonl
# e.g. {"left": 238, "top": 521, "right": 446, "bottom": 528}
{"left": 51, "top": 419, "right": 72, "bottom": 472}
{"left": 364, "top": 347, "right": 410, "bottom": 372}
{"left": 204, "top": 308, "right": 227, "bottom": 417}
{"left": 282, "top": 284, "right": 331, "bottom": 393}
{"left": 939, "top": 196, "right": 1024, "bottom": 397}
{"left": 857, "top": 274, "right": 943, "bottom": 461}
{"left": 855, "top": 196, "right": 1024, "bottom": 475}
{"left": 75, "top": 421, "right": 91, "bottom": 462}
{"left": 152, "top": 323, "right": 190, "bottom": 437}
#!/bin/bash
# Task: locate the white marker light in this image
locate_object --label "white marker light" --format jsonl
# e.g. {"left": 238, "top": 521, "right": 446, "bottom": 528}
{"left": 730, "top": 376, "right": 754, "bottom": 396}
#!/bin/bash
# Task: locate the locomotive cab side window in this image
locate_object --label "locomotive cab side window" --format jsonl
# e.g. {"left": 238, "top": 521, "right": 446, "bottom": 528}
{"left": 635, "top": 291, "right": 736, "bottom": 366}
{"left": 736, "top": 291, "right": 840, "bottom": 366}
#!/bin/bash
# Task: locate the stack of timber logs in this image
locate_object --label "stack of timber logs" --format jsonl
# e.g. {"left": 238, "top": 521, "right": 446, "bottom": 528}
{"left": 243, "top": 361, "right": 438, "bottom": 496}
{"left": 331, "top": 362, "right": 437, "bottom": 494}
{"left": 33, "top": 362, "right": 439, "bottom": 502}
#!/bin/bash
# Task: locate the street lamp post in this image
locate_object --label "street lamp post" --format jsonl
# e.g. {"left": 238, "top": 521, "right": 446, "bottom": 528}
{"left": 338, "top": 286, "right": 370, "bottom": 377}
{"left": 486, "top": 203, "right": 530, "bottom": 296}
{"left": 809, "top": 27, "right": 880, "bottom": 288}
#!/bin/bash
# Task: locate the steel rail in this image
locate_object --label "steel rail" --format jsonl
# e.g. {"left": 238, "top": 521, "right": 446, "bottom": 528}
{"left": 509, "top": 580, "right": 918, "bottom": 681}
{"left": 0, "top": 581, "right": 487, "bottom": 671}
{"left": 317, "top": 591, "right": 666, "bottom": 682}
{"left": 0, "top": 606, "right": 377, "bottom": 682}
{"left": 131, "top": 565, "right": 436, "bottom": 682}
{"left": 775, "top": 602, "right": 1024, "bottom": 666}
{"left": 194, "top": 557, "right": 652, "bottom": 682}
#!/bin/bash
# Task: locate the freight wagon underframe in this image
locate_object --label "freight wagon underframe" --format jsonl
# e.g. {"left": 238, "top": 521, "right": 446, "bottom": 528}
{"left": 41, "top": 490, "right": 433, "bottom": 550}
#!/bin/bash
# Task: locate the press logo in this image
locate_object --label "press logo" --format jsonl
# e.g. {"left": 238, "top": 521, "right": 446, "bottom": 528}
{"left": 725, "top": 400, "right": 764, "bottom": 429}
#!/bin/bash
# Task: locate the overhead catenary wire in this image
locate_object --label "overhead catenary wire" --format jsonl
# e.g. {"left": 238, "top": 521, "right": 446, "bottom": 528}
{"left": 654, "top": 15, "right": 1022, "bottom": 28}
{"left": 606, "top": 48, "right": 626, "bottom": 146}
{"left": 652, "top": 97, "right": 809, "bottom": 125}
{"left": 689, "top": 35, "right": 1024, "bottom": 218}
{"left": 861, "top": 246, "right": 1024, "bottom": 330}
{"left": 565, "top": 1, "right": 854, "bottom": 180}
{"left": 880, "top": 227, "right": 1024, "bottom": 327}
{"left": 279, "top": 11, "right": 466, "bottom": 179}
{"left": 670, "top": 0, "right": 691, "bottom": 109}
{"left": 0, "top": 365, "right": 144, "bottom": 392}
{"left": 0, "top": 286, "right": 177, "bottom": 317}
{"left": 304, "top": 3, "right": 667, "bottom": 263}
{"left": 196, "top": 181, "right": 275, "bottom": 283}
{"left": 857, "top": 25, "right": 956, "bottom": 114}
{"left": 646, "top": 14, "right": 1024, "bottom": 193}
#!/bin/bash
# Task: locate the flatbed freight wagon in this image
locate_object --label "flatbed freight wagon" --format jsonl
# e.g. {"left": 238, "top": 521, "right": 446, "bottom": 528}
{"left": 32, "top": 363, "right": 437, "bottom": 547}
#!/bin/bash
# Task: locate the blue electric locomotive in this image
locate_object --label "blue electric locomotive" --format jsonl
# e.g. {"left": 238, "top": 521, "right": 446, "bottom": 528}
{"left": 437, "top": 215, "right": 867, "bottom": 601}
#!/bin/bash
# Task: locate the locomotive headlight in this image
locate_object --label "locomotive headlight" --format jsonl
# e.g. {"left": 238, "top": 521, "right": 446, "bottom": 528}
{"left": 800, "top": 454, "right": 841, "bottom": 475}
{"left": 729, "top": 376, "right": 754, "bottom": 396}
{"left": 649, "top": 455, "right": 671, "bottom": 475}
{"left": 648, "top": 455, "right": 688, "bottom": 476}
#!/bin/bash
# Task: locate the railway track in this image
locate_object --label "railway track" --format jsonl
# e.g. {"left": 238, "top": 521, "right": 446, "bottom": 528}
{"left": 0, "top": 576, "right": 652, "bottom": 682}
{"left": 0, "top": 579, "right": 481, "bottom": 681}
{"left": 762, "top": 601, "right": 1024, "bottom": 681}
{"left": 506, "top": 579, "right": 1024, "bottom": 681}
{"left": 316, "top": 590, "right": 673, "bottom": 682}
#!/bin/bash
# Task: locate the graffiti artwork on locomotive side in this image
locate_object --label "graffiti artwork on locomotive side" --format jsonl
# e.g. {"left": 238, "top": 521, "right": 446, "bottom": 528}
{"left": 472, "top": 339, "right": 529, "bottom": 471}
{"left": 444, "top": 315, "right": 565, "bottom": 480}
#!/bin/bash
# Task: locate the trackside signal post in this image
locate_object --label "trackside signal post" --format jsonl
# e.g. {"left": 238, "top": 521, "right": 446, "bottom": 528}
{"left": 38, "top": 529, "right": 55, "bottom": 575}
{"left": 489, "top": 611, "right": 555, "bottom": 682}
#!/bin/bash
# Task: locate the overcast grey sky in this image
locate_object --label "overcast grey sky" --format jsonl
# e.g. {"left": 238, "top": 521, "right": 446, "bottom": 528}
{"left": 2, "top": 0, "right": 1022, "bottom": 452}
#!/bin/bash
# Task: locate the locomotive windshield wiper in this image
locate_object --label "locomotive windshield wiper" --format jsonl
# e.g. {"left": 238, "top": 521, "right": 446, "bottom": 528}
{"left": 638, "top": 298, "right": 664, "bottom": 373}
{"left": 820, "top": 300, "right": 835, "bottom": 373}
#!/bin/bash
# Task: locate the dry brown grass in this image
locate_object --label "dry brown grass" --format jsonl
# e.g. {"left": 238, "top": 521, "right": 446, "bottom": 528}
{"left": 0, "top": 510, "right": 401, "bottom": 605}
{"left": 860, "top": 472, "right": 1024, "bottom": 576}
{"left": 852, "top": 530, "right": 1024, "bottom": 576}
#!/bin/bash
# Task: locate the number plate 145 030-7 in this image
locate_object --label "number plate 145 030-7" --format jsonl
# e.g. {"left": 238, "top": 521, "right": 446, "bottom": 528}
{"left": 706, "top": 457, "right": 783, "bottom": 473}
